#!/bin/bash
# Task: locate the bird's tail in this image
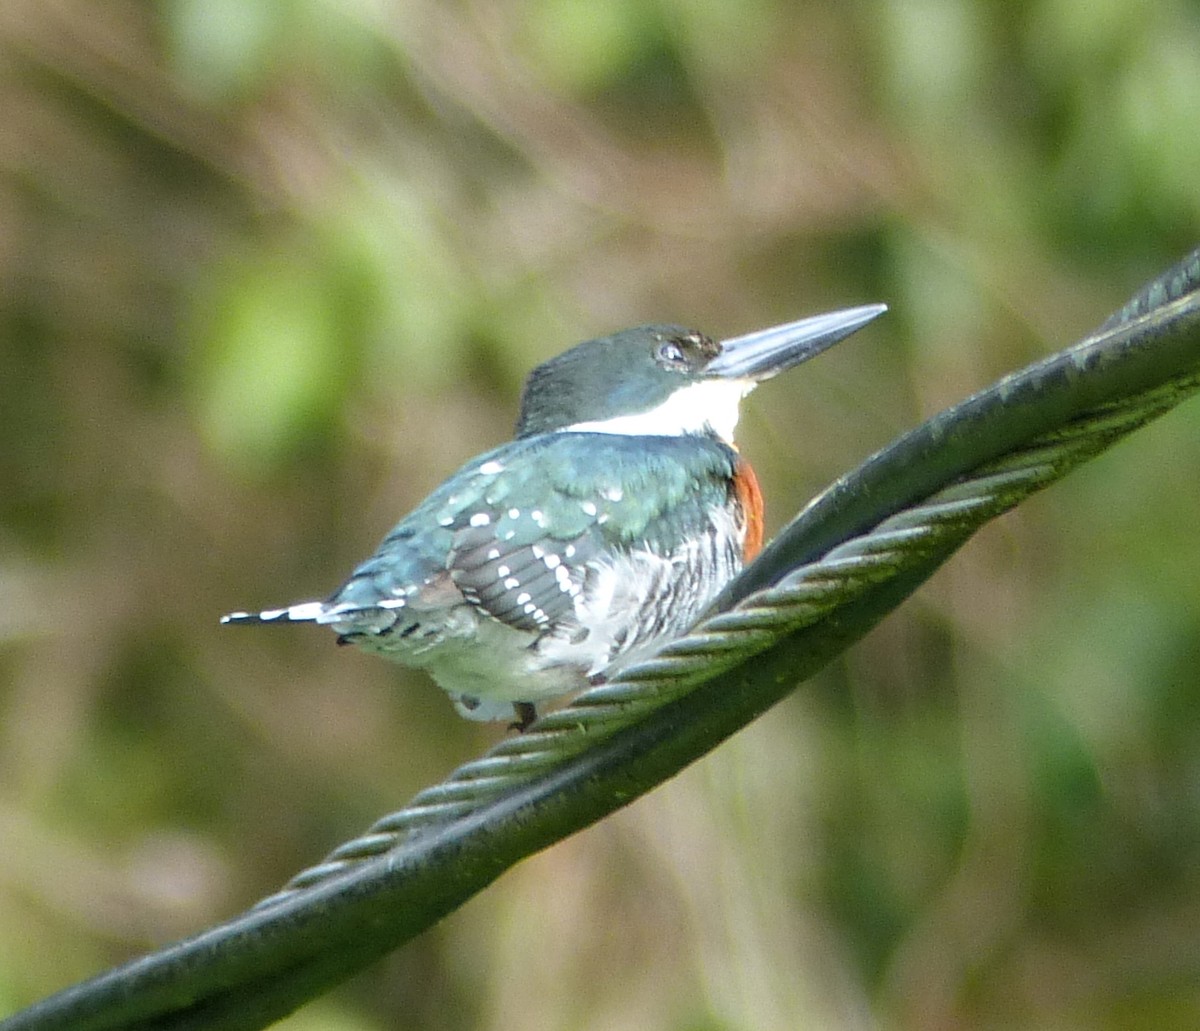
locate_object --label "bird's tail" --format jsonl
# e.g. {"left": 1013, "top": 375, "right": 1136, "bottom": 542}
{"left": 221, "top": 599, "right": 405, "bottom": 630}
{"left": 220, "top": 601, "right": 330, "bottom": 625}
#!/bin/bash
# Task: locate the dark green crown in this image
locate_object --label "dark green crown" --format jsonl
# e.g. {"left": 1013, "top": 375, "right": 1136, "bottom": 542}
{"left": 515, "top": 324, "right": 720, "bottom": 437}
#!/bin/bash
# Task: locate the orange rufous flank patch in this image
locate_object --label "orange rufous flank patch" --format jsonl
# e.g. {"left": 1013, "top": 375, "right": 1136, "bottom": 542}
{"left": 733, "top": 460, "right": 764, "bottom": 563}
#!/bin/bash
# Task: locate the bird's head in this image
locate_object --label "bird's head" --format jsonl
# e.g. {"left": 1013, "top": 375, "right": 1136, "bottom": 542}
{"left": 515, "top": 304, "right": 887, "bottom": 442}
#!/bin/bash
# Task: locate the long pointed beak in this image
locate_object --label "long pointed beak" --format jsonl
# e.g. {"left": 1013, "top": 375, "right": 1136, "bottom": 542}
{"left": 705, "top": 303, "right": 887, "bottom": 381}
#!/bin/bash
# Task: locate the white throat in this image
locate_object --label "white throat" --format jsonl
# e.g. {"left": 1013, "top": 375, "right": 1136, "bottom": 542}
{"left": 560, "top": 378, "right": 754, "bottom": 444}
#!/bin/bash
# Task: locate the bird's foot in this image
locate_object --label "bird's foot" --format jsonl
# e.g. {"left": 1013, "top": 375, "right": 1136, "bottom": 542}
{"left": 509, "top": 701, "right": 539, "bottom": 733}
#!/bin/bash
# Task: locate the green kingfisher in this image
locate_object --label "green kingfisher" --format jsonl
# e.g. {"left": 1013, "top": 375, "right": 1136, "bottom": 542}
{"left": 223, "top": 304, "right": 885, "bottom": 726}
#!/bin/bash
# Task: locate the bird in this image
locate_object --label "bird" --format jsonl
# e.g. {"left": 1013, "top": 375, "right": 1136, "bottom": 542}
{"left": 223, "top": 304, "right": 886, "bottom": 727}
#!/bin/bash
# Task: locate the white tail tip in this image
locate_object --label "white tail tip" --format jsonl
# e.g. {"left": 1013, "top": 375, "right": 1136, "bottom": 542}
{"left": 221, "top": 601, "right": 328, "bottom": 625}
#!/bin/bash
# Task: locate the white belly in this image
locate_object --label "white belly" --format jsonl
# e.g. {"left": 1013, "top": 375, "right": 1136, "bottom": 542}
{"left": 342, "top": 508, "right": 745, "bottom": 721}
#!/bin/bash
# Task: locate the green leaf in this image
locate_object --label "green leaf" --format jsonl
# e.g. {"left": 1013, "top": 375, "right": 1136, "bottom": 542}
{"left": 191, "top": 249, "right": 352, "bottom": 472}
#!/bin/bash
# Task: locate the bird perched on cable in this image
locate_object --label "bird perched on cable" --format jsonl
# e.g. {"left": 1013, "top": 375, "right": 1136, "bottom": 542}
{"left": 223, "top": 304, "right": 886, "bottom": 727}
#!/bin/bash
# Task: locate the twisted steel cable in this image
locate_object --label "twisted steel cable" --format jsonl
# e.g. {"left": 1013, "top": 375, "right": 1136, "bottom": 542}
{"left": 7, "top": 251, "right": 1200, "bottom": 1031}
{"left": 258, "top": 368, "right": 1200, "bottom": 907}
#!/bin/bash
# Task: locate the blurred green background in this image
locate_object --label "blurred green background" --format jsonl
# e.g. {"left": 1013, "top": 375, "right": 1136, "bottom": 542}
{"left": 2, "top": 1, "right": 1200, "bottom": 1028}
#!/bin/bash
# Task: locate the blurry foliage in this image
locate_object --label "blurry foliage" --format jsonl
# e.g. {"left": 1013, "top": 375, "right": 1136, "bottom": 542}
{"left": 1, "top": 0, "right": 1199, "bottom": 1028}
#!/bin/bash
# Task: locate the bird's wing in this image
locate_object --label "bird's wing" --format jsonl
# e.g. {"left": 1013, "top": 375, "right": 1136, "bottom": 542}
{"left": 443, "top": 433, "right": 741, "bottom": 634}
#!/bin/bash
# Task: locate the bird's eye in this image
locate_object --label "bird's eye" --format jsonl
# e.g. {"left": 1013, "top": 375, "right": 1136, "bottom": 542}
{"left": 654, "top": 331, "right": 717, "bottom": 370}
{"left": 656, "top": 341, "right": 686, "bottom": 365}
